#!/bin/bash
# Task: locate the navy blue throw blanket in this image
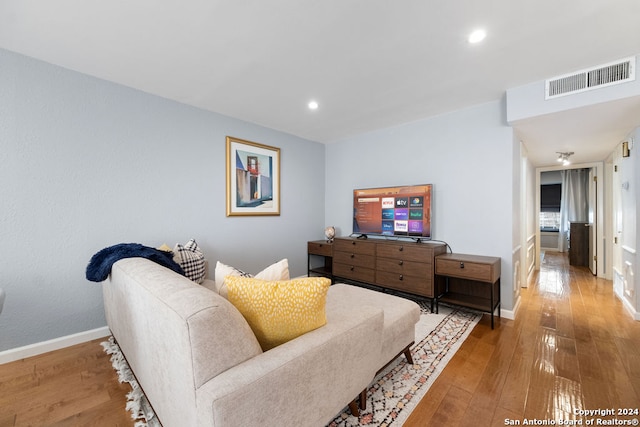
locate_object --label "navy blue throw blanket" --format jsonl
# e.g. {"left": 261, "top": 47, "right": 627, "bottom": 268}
{"left": 86, "top": 243, "right": 185, "bottom": 282}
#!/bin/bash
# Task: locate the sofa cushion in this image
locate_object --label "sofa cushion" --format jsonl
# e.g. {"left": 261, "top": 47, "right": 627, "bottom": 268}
{"left": 213, "top": 258, "right": 289, "bottom": 298}
{"left": 326, "top": 284, "right": 420, "bottom": 367}
{"left": 224, "top": 276, "right": 330, "bottom": 351}
{"left": 173, "top": 239, "right": 206, "bottom": 283}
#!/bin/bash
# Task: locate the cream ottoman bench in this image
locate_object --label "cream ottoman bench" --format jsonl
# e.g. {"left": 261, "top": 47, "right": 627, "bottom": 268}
{"left": 326, "top": 283, "right": 421, "bottom": 410}
{"left": 204, "top": 268, "right": 421, "bottom": 414}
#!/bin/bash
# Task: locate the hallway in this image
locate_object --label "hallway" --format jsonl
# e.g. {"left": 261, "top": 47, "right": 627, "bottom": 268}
{"left": 406, "top": 251, "right": 640, "bottom": 426}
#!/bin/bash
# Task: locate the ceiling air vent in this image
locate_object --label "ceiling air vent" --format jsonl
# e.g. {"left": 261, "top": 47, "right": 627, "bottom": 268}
{"left": 545, "top": 56, "right": 635, "bottom": 99}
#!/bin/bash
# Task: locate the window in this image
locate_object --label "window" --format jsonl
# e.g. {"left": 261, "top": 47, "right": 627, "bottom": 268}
{"left": 540, "top": 184, "right": 561, "bottom": 231}
{"left": 540, "top": 211, "right": 561, "bottom": 230}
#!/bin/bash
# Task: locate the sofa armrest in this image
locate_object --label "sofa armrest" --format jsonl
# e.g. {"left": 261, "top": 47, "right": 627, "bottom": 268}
{"left": 195, "top": 304, "right": 384, "bottom": 427}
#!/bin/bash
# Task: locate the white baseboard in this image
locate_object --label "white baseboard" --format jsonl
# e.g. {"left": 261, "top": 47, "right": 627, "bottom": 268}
{"left": 0, "top": 326, "right": 110, "bottom": 365}
{"left": 500, "top": 294, "right": 520, "bottom": 320}
{"left": 615, "top": 290, "right": 640, "bottom": 321}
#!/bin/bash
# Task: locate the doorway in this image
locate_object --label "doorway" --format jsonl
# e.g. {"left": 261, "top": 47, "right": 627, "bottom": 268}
{"left": 534, "top": 162, "right": 605, "bottom": 278}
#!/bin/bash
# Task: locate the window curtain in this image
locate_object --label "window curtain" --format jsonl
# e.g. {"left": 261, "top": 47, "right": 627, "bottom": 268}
{"left": 559, "top": 168, "right": 589, "bottom": 252}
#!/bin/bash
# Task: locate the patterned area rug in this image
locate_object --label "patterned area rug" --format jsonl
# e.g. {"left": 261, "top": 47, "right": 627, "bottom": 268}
{"left": 101, "top": 337, "right": 161, "bottom": 427}
{"left": 102, "top": 301, "right": 480, "bottom": 427}
{"left": 327, "top": 301, "right": 481, "bottom": 426}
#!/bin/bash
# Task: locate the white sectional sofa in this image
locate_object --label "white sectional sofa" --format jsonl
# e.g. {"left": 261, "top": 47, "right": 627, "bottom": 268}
{"left": 102, "top": 257, "right": 420, "bottom": 427}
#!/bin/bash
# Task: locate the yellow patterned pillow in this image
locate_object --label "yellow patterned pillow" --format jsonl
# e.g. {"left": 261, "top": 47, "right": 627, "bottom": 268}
{"left": 224, "top": 276, "right": 331, "bottom": 351}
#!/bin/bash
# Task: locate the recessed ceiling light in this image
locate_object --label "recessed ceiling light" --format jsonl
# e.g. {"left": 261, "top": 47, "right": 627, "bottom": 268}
{"left": 308, "top": 100, "right": 319, "bottom": 110}
{"left": 468, "top": 29, "right": 486, "bottom": 44}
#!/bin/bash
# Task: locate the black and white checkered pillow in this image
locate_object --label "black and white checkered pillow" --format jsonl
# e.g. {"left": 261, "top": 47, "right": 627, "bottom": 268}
{"left": 173, "top": 239, "right": 206, "bottom": 284}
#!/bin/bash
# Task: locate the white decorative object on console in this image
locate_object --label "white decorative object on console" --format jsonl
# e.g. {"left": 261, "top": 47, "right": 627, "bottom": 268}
{"left": 324, "top": 226, "right": 335, "bottom": 242}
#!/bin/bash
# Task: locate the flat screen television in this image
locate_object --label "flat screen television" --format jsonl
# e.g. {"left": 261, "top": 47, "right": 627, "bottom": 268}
{"left": 353, "top": 184, "right": 432, "bottom": 240}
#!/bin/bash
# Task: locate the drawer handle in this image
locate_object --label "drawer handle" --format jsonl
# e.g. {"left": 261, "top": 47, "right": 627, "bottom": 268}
{"left": 399, "top": 274, "right": 404, "bottom": 281}
{"left": 350, "top": 253, "right": 355, "bottom": 258}
{"left": 352, "top": 241, "right": 356, "bottom": 245}
{"left": 399, "top": 246, "right": 404, "bottom": 252}
{"left": 350, "top": 266, "right": 354, "bottom": 271}
{"left": 460, "top": 262, "right": 465, "bottom": 269}
{"left": 398, "top": 260, "right": 403, "bottom": 266}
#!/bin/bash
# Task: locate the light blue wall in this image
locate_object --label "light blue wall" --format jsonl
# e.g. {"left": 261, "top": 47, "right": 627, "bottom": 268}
{"left": 0, "top": 47, "right": 522, "bottom": 351}
{"left": 624, "top": 127, "right": 640, "bottom": 312}
{"left": 0, "top": 49, "right": 326, "bottom": 351}
{"left": 325, "top": 100, "right": 517, "bottom": 311}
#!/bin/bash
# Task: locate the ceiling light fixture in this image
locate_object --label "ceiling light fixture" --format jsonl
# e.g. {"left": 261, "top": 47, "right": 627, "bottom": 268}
{"left": 556, "top": 151, "right": 574, "bottom": 166}
{"left": 308, "top": 100, "right": 319, "bottom": 110}
{"left": 468, "top": 29, "right": 486, "bottom": 44}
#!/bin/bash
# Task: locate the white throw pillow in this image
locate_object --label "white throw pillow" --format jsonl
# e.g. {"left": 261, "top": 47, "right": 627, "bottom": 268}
{"left": 214, "top": 258, "right": 290, "bottom": 298}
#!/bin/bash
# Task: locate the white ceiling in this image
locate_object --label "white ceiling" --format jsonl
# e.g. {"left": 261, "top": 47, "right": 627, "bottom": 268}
{"left": 1, "top": 0, "right": 640, "bottom": 166}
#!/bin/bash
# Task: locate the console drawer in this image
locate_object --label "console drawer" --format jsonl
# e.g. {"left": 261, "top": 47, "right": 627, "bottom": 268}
{"left": 333, "top": 263, "right": 375, "bottom": 283}
{"left": 333, "top": 251, "right": 375, "bottom": 268}
{"left": 376, "top": 271, "right": 433, "bottom": 297}
{"left": 435, "top": 255, "right": 500, "bottom": 283}
{"left": 334, "top": 238, "right": 376, "bottom": 255}
{"left": 376, "top": 257, "right": 429, "bottom": 277}
{"left": 376, "top": 243, "right": 433, "bottom": 263}
{"left": 307, "top": 241, "right": 333, "bottom": 257}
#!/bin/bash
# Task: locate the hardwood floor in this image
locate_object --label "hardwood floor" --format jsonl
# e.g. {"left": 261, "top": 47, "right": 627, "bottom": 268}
{"left": 1, "top": 252, "right": 638, "bottom": 426}
{"left": 0, "top": 338, "right": 132, "bottom": 426}
{"left": 405, "top": 251, "right": 640, "bottom": 426}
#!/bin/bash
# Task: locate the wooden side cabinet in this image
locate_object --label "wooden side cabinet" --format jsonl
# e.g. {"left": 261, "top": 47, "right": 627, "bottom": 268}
{"left": 435, "top": 253, "right": 501, "bottom": 328}
{"left": 307, "top": 240, "right": 333, "bottom": 280}
{"left": 569, "top": 222, "right": 589, "bottom": 267}
{"left": 307, "top": 237, "right": 446, "bottom": 306}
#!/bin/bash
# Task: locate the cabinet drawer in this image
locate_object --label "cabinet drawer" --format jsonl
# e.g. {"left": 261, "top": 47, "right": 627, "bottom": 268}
{"left": 376, "top": 271, "right": 433, "bottom": 297}
{"left": 376, "top": 243, "right": 432, "bottom": 263}
{"left": 334, "top": 238, "right": 376, "bottom": 255}
{"left": 436, "top": 257, "right": 499, "bottom": 283}
{"left": 334, "top": 251, "right": 375, "bottom": 268}
{"left": 376, "top": 257, "right": 430, "bottom": 277}
{"left": 308, "top": 241, "right": 333, "bottom": 256}
{"left": 333, "top": 263, "right": 375, "bottom": 283}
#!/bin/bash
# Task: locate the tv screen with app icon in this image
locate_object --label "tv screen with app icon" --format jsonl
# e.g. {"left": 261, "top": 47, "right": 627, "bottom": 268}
{"left": 353, "top": 184, "right": 432, "bottom": 240}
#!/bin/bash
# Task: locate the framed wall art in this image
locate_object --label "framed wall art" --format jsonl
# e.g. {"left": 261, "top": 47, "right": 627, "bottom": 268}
{"left": 226, "top": 136, "right": 280, "bottom": 216}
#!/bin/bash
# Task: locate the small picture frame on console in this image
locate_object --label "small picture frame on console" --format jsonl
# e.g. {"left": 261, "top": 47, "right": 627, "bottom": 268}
{"left": 226, "top": 136, "right": 281, "bottom": 216}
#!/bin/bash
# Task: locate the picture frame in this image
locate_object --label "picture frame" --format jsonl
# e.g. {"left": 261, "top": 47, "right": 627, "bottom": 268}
{"left": 226, "top": 136, "right": 280, "bottom": 216}
{"left": 622, "top": 140, "right": 630, "bottom": 157}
